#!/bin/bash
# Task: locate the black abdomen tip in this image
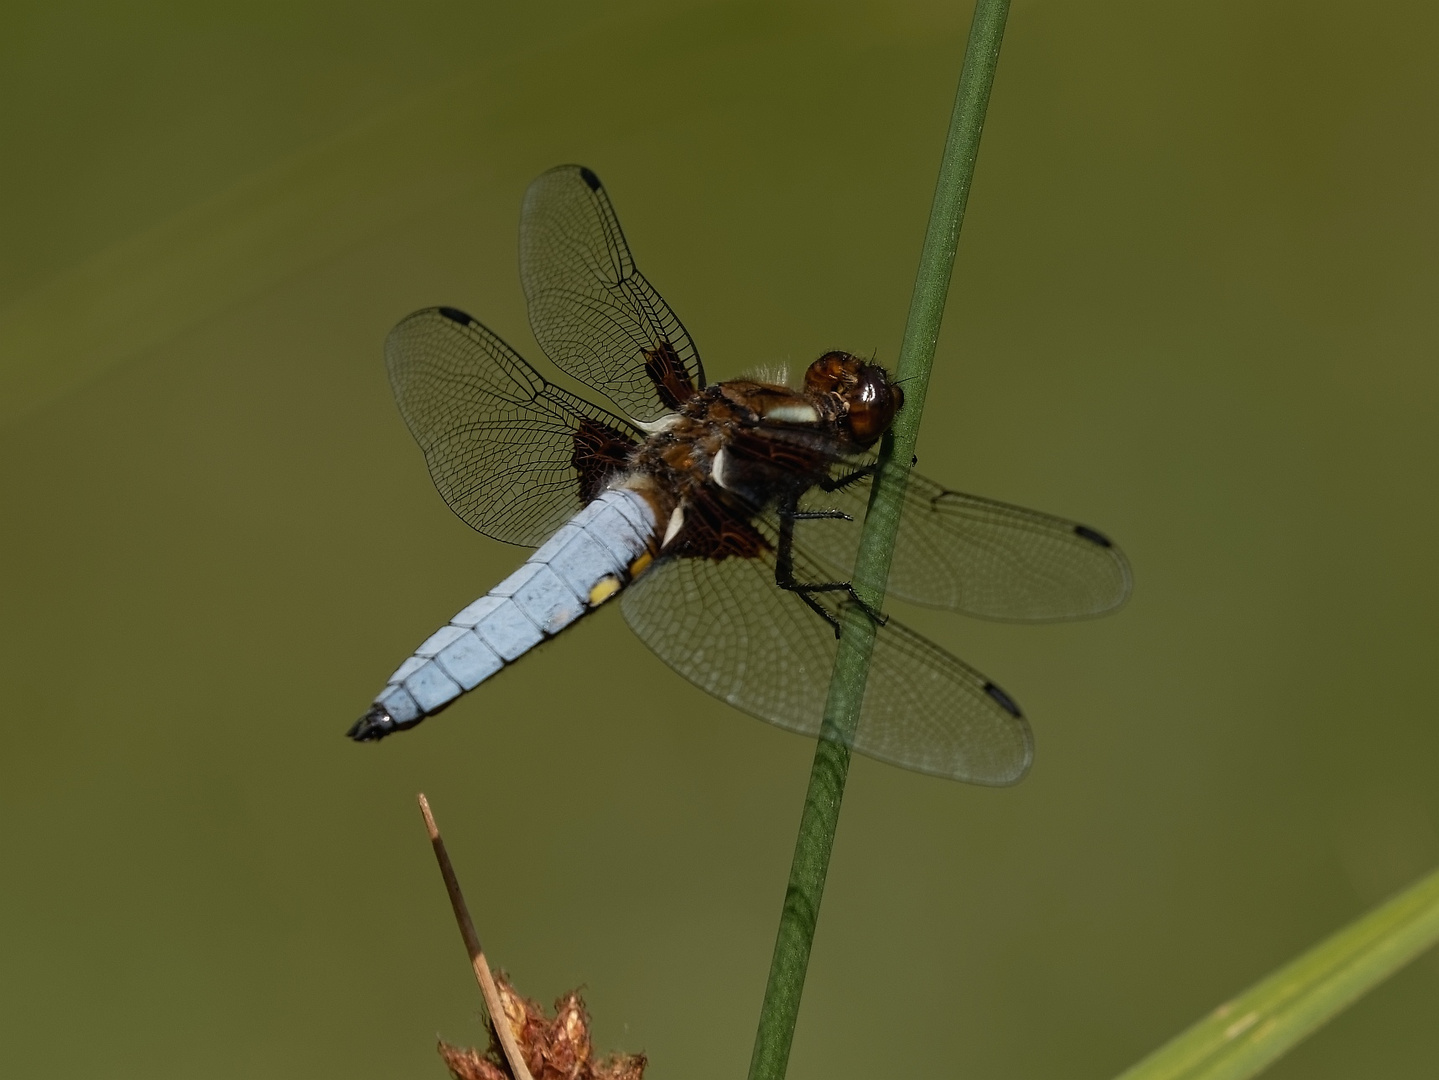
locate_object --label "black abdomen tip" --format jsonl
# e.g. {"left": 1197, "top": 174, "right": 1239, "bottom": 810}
{"left": 348, "top": 705, "right": 396, "bottom": 742}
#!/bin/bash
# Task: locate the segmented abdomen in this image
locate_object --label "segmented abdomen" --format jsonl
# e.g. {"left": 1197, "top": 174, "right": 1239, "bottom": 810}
{"left": 351, "top": 488, "right": 655, "bottom": 740}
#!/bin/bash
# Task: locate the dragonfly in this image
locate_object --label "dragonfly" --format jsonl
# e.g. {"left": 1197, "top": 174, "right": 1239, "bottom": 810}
{"left": 348, "top": 165, "right": 1131, "bottom": 785}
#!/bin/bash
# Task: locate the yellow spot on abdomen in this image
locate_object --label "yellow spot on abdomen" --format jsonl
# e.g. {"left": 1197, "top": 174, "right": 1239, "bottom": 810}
{"left": 589, "top": 575, "right": 623, "bottom": 606}
{"left": 628, "top": 550, "right": 654, "bottom": 579}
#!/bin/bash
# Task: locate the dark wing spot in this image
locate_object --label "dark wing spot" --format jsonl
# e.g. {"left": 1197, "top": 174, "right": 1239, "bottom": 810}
{"left": 579, "top": 167, "right": 602, "bottom": 191}
{"left": 572, "top": 419, "right": 639, "bottom": 503}
{"left": 983, "top": 682, "right": 1023, "bottom": 718}
{"left": 670, "top": 489, "right": 769, "bottom": 561}
{"left": 643, "top": 341, "right": 698, "bottom": 409}
{"left": 1073, "top": 524, "right": 1113, "bottom": 548}
{"left": 437, "top": 306, "right": 473, "bottom": 326}
{"left": 726, "top": 423, "right": 828, "bottom": 479}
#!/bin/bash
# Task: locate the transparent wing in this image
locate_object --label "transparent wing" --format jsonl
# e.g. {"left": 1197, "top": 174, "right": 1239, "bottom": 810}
{"left": 620, "top": 526, "right": 1032, "bottom": 785}
{"left": 797, "top": 467, "right": 1132, "bottom": 621}
{"left": 386, "top": 306, "right": 640, "bottom": 547}
{"left": 520, "top": 165, "right": 706, "bottom": 423}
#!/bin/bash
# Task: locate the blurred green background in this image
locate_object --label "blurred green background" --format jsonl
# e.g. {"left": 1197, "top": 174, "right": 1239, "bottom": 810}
{"left": 3, "top": 1, "right": 1437, "bottom": 1077}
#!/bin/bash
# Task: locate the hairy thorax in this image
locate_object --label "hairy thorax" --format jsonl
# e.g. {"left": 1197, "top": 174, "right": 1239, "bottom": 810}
{"left": 618, "top": 379, "right": 855, "bottom": 559}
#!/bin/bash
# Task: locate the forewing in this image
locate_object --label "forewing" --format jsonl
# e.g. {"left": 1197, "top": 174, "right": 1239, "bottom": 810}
{"left": 798, "top": 468, "right": 1132, "bottom": 621}
{"left": 521, "top": 165, "right": 705, "bottom": 423}
{"left": 619, "top": 531, "right": 1032, "bottom": 785}
{"left": 386, "top": 306, "right": 640, "bottom": 547}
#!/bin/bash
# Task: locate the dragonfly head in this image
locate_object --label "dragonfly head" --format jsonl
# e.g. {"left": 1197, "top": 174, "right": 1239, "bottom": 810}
{"left": 804, "top": 351, "right": 904, "bottom": 448}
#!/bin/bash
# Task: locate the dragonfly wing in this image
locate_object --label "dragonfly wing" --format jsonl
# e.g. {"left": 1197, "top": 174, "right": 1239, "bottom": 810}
{"left": 797, "top": 467, "right": 1133, "bottom": 621}
{"left": 520, "top": 165, "right": 706, "bottom": 423}
{"left": 386, "top": 306, "right": 641, "bottom": 547}
{"left": 619, "top": 526, "right": 1032, "bottom": 785}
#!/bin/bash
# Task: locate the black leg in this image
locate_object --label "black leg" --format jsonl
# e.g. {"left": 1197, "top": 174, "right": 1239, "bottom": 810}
{"left": 774, "top": 496, "right": 886, "bottom": 638}
{"left": 819, "top": 451, "right": 920, "bottom": 493}
{"left": 818, "top": 461, "right": 878, "bottom": 493}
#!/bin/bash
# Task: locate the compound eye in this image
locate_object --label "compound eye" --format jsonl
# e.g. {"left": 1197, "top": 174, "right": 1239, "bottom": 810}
{"left": 804, "top": 351, "right": 859, "bottom": 394}
{"left": 845, "top": 367, "right": 902, "bottom": 446}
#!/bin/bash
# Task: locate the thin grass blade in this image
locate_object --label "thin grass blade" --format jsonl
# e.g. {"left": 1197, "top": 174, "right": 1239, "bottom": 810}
{"left": 1115, "top": 866, "right": 1439, "bottom": 1080}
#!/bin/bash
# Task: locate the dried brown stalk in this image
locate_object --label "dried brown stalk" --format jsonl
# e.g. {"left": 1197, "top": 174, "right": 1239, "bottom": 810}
{"left": 418, "top": 793, "right": 536, "bottom": 1080}
{"left": 418, "top": 793, "right": 646, "bottom": 1080}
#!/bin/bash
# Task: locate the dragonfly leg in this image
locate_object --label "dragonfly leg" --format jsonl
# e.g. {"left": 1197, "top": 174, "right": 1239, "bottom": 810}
{"left": 819, "top": 451, "right": 920, "bottom": 493}
{"left": 818, "top": 462, "right": 878, "bottom": 493}
{"left": 791, "top": 585, "right": 842, "bottom": 636}
{"left": 775, "top": 498, "right": 886, "bottom": 638}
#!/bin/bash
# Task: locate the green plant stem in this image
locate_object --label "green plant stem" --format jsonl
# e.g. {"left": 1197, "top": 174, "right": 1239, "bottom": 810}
{"left": 1113, "top": 865, "right": 1439, "bottom": 1080}
{"left": 746, "top": 4, "right": 1011, "bottom": 1078}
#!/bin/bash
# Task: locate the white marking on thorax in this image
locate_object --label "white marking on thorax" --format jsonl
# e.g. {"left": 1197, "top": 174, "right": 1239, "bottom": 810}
{"left": 710, "top": 447, "right": 730, "bottom": 490}
{"left": 634, "top": 413, "right": 682, "bottom": 434}
{"left": 766, "top": 403, "right": 819, "bottom": 424}
{"left": 662, "top": 504, "right": 686, "bottom": 547}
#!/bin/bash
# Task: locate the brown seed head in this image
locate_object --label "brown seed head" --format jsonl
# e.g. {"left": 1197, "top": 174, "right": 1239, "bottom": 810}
{"left": 439, "top": 972, "right": 646, "bottom": 1080}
